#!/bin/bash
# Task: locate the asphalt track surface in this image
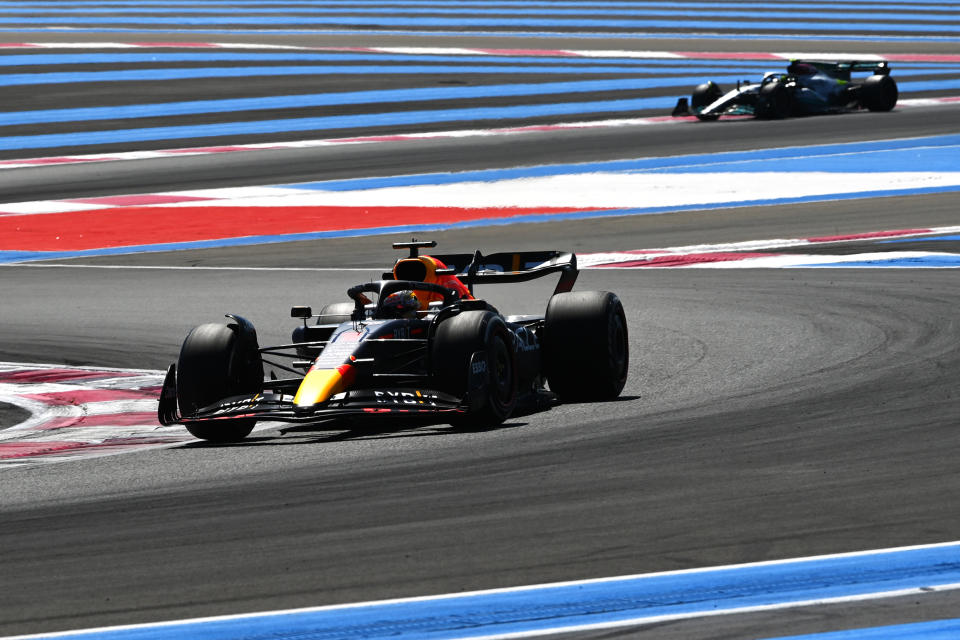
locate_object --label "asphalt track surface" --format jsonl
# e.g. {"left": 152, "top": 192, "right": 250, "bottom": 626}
{"left": 3, "top": 23, "right": 960, "bottom": 640}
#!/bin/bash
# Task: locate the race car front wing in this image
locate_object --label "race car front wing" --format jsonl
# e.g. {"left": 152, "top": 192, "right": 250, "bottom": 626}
{"left": 158, "top": 354, "right": 491, "bottom": 427}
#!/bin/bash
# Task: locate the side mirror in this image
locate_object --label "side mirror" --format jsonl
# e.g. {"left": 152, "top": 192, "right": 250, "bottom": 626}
{"left": 290, "top": 306, "right": 312, "bottom": 319}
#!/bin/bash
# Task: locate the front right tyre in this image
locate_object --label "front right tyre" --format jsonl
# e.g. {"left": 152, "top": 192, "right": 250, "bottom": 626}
{"left": 176, "top": 321, "right": 262, "bottom": 442}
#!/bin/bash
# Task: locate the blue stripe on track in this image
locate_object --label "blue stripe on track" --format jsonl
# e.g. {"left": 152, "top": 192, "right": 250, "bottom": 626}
{"left": 0, "top": 95, "right": 685, "bottom": 152}
{"left": 3, "top": 27, "right": 960, "bottom": 43}
{"left": 898, "top": 78, "right": 960, "bottom": 92}
{"left": 0, "top": 53, "right": 956, "bottom": 72}
{"left": 4, "top": 7, "right": 960, "bottom": 22}
{"left": 0, "top": 79, "right": 674, "bottom": 126}
{"left": 0, "top": 69, "right": 787, "bottom": 126}
{"left": 0, "top": 0, "right": 954, "bottom": 7}
{"left": 2, "top": 543, "right": 958, "bottom": 639}
{"left": 0, "top": 93, "right": 960, "bottom": 153}
{"left": 3, "top": 63, "right": 950, "bottom": 88}
{"left": 763, "top": 618, "right": 960, "bottom": 640}
{"left": 803, "top": 255, "right": 960, "bottom": 267}
{"left": 636, "top": 142, "right": 960, "bottom": 173}
{"left": 0, "top": 79, "right": 687, "bottom": 126}
{"left": 0, "top": 16, "right": 958, "bottom": 34}
{"left": 882, "top": 234, "right": 960, "bottom": 243}
{"left": 290, "top": 134, "right": 960, "bottom": 192}
{"left": 0, "top": 66, "right": 762, "bottom": 87}
{"left": 0, "top": 52, "right": 780, "bottom": 68}
{"left": 19, "top": 71, "right": 957, "bottom": 127}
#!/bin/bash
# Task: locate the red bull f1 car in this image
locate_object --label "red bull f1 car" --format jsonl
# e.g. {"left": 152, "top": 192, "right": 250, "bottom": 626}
{"left": 158, "top": 240, "right": 629, "bottom": 441}
{"left": 672, "top": 59, "right": 898, "bottom": 121}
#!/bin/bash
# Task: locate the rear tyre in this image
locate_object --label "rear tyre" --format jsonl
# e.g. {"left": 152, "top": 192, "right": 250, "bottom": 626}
{"left": 543, "top": 291, "right": 629, "bottom": 402}
{"left": 433, "top": 310, "right": 517, "bottom": 429}
{"left": 861, "top": 74, "right": 898, "bottom": 112}
{"left": 176, "top": 322, "right": 262, "bottom": 442}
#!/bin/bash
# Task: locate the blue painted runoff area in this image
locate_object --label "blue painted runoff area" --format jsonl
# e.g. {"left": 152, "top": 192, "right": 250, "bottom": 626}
{"left": 883, "top": 234, "right": 960, "bottom": 243}
{"left": 0, "top": 53, "right": 955, "bottom": 72}
{"left": 10, "top": 543, "right": 960, "bottom": 640}
{"left": 15, "top": 70, "right": 956, "bottom": 127}
{"left": 762, "top": 618, "right": 960, "bottom": 640}
{"left": 0, "top": 1, "right": 955, "bottom": 8}
{"left": 0, "top": 52, "right": 783, "bottom": 68}
{"left": 0, "top": 95, "right": 685, "bottom": 151}
{"left": 291, "top": 134, "right": 960, "bottom": 192}
{"left": 803, "top": 255, "right": 960, "bottom": 267}
{"left": 0, "top": 15, "right": 958, "bottom": 34}
{"left": 0, "top": 75, "right": 762, "bottom": 126}
{"left": 1, "top": 63, "right": 951, "bottom": 88}
{"left": 5, "top": 6, "right": 960, "bottom": 22}
{"left": 3, "top": 27, "right": 960, "bottom": 43}
{"left": 0, "top": 66, "right": 748, "bottom": 87}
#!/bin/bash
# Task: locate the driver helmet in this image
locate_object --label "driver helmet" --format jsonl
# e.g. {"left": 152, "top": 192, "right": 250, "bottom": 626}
{"left": 787, "top": 62, "right": 818, "bottom": 76}
{"left": 392, "top": 255, "right": 473, "bottom": 309}
{"left": 381, "top": 290, "right": 420, "bottom": 318}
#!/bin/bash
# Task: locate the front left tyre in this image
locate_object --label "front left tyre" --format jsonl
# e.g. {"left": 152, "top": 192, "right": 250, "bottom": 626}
{"left": 176, "top": 321, "right": 263, "bottom": 442}
{"left": 691, "top": 81, "right": 723, "bottom": 121}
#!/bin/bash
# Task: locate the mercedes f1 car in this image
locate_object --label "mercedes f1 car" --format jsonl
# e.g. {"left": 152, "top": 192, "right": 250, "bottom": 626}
{"left": 672, "top": 59, "right": 898, "bottom": 121}
{"left": 158, "top": 240, "right": 629, "bottom": 441}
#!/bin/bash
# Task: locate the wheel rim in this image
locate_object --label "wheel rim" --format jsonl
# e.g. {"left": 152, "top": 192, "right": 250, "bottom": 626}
{"left": 609, "top": 312, "right": 628, "bottom": 381}
{"left": 490, "top": 336, "right": 514, "bottom": 407}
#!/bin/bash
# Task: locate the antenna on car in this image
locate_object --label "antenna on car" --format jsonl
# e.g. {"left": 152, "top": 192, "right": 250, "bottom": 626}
{"left": 465, "top": 250, "right": 483, "bottom": 297}
{"left": 392, "top": 238, "right": 437, "bottom": 258}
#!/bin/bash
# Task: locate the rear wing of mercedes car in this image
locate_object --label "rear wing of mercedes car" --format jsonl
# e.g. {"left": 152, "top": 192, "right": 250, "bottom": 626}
{"left": 795, "top": 59, "right": 891, "bottom": 81}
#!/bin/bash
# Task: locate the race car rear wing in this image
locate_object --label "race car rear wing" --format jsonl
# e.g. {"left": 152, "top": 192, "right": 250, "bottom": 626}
{"left": 794, "top": 59, "right": 891, "bottom": 81}
{"left": 386, "top": 243, "right": 579, "bottom": 295}
{"left": 435, "top": 250, "right": 579, "bottom": 295}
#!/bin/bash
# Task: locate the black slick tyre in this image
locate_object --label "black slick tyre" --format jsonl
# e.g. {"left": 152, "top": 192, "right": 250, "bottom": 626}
{"left": 756, "top": 80, "right": 792, "bottom": 119}
{"left": 861, "top": 74, "right": 898, "bottom": 112}
{"left": 691, "top": 81, "right": 722, "bottom": 120}
{"left": 691, "top": 81, "right": 722, "bottom": 110}
{"left": 543, "top": 291, "right": 628, "bottom": 401}
{"left": 176, "top": 322, "right": 262, "bottom": 442}
{"left": 433, "top": 310, "right": 517, "bottom": 429}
